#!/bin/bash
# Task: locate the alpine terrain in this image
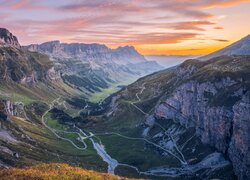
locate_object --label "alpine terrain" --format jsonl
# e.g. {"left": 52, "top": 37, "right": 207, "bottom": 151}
{"left": 24, "top": 41, "right": 163, "bottom": 101}
{"left": 0, "top": 27, "right": 249, "bottom": 180}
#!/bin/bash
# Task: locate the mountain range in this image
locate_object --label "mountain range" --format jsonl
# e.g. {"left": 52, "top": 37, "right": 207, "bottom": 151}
{"left": 24, "top": 40, "right": 163, "bottom": 98}
{"left": 146, "top": 55, "right": 198, "bottom": 68}
{"left": 0, "top": 28, "right": 249, "bottom": 180}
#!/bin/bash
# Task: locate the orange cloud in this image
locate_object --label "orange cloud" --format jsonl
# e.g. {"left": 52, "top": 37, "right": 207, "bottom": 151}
{"left": 213, "top": 39, "right": 229, "bottom": 42}
{"left": 200, "top": 0, "right": 250, "bottom": 8}
{"left": 1, "top": 0, "right": 249, "bottom": 55}
{"left": 214, "top": 26, "right": 224, "bottom": 30}
{"left": 169, "top": 21, "right": 215, "bottom": 31}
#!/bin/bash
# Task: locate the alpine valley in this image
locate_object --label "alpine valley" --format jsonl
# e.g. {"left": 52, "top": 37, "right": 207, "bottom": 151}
{"left": 0, "top": 28, "right": 249, "bottom": 180}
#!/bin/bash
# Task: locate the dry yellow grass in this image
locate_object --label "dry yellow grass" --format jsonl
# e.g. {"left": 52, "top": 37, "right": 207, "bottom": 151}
{"left": 0, "top": 163, "right": 141, "bottom": 180}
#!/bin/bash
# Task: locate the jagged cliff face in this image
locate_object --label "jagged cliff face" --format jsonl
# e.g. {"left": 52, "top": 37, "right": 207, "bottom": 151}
{"left": 229, "top": 93, "right": 250, "bottom": 179}
{"left": 154, "top": 80, "right": 249, "bottom": 179}
{"left": 0, "top": 28, "right": 20, "bottom": 48}
{"left": 0, "top": 46, "right": 55, "bottom": 84}
{"left": 153, "top": 56, "right": 250, "bottom": 179}
{"left": 102, "top": 55, "right": 250, "bottom": 179}
{"left": 25, "top": 41, "right": 146, "bottom": 65}
{"left": 0, "top": 28, "right": 59, "bottom": 85}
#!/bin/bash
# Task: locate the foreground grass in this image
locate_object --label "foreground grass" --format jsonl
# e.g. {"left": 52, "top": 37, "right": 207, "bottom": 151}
{"left": 0, "top": 163, "right": 140, "bottom": 180}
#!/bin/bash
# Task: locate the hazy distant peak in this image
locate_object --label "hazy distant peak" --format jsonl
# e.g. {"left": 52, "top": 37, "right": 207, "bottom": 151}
{"left": 41, "top": 40, "right": 61, "bottom": 46}
{"left": 24, "top": 40, "right": 147, "bottom": 65}
{"left": 116, "top": 45, "right": 135, "bottom": 50}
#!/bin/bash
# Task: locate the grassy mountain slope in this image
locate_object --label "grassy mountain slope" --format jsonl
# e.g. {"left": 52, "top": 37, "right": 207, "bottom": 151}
{"left": 0, "top": 163, "right": 138, "bottom": 180}
{"left": 0, "top": 27, "right": 248, "bottom": 179}
{"left": 74, "top": 55, "right": 249, "bottom": 179}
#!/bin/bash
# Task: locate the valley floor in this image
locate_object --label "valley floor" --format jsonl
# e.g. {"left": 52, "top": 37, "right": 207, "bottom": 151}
{"left": 36, "top": 84, "right": 234, "bottom": 179}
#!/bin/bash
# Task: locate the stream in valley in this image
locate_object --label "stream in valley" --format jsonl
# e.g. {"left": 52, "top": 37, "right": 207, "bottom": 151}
{"left": 42, "top": 93, "right": 231, "bottom": 178}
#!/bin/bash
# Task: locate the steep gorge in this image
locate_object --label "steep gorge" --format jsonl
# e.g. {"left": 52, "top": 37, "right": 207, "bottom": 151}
{"left": 100, "top": 55, "right": 250, "bottom": 179}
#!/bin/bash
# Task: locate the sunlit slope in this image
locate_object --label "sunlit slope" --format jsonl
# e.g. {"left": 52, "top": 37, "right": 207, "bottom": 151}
{"left": 0, "top": 163, "right": 139, "bottom": 180}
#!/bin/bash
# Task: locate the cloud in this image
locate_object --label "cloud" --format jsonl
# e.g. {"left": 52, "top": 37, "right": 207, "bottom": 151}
{"left": 213, "top": 39, "right": 230, "bottom": 42}
{"left": 199, "top": 0, "right": 250, "bottom": 8}
{"left": 0, "top": 0, "right": 52, "bottom": 11}
{"left": 214, "top": 26, "right": 224, "bottom": 30}
{"left": 1, "top": 0, "right": 249, "bottom": 50}
{"left": 59, "top": 1, "right": 214, "bottom": 19}
{"left": 69, "top": 32, "right": 200, "bottom": 46}
{"left": 59, "top": 1, "right": 249, "bottom": 19}
{"left": 11, "top": 0, "right": 29, "bottom": 10}
{"left": 168, "top": 21, "right": 215, "bottom": 31}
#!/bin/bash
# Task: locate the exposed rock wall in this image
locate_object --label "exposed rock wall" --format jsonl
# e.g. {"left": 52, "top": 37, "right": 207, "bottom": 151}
{"left": 20, "top": 71, "right": 37, "bottom": 85}
{"left": 229, "top": 93, "right": 250, "bottom": 179}
{"left": 25, "top": 41, "right": 147, "bottom": 65}
{"left": 0, "top": 28, "right": 20, "bottom": 48}
{"left": 3, "top": 100, "right": 17, "bottom": 116}
{"left": 154, "top": 79, "right": 249, "bottom": 179}
{"left": 1, "top": 100, "right": 27, "bottom": 118}
{"left": 46, "top": 67, "right": 61, "bottom": 82}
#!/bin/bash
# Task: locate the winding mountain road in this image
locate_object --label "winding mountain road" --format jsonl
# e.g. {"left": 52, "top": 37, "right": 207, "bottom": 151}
{"left": 41, "top": 98, "right": 87, "bottom": 150}
{"left": 129, "top": 82, "right": 187, "bottom": 165}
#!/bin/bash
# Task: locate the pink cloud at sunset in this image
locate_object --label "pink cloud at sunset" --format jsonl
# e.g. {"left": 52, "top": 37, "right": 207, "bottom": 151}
{"left": 0, "top": 0, "right": 250, "bottom": 55}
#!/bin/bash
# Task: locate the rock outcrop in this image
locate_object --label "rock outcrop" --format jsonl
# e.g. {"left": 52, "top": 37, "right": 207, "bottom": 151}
{"left": 0, "top": 28, "right": 20, "bottom": 48}
{"left": 152, "top": 58, "right": 250, "bottom": 179}
{"left": 108, "top": 55, "right": 249, "bottom": 179}
{"left": 25, "top": 41, "right": 147, "bottom": 65}
{"left": 3, "top": 100, "right": 17, "bottom": 116}
{"left": 0, "top": 30, "right": 54, "bottom": 85}
{"left": 229, "top": 93, "right": 250, "bottom": 179}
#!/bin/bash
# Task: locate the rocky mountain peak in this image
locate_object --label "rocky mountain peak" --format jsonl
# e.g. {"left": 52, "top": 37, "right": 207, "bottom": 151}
{"left": 115, "top": 45, "right": 138, "bottom": 54}
{"left": 113, "top": 45, "right": 146, "bottom": 64}
{"left": 41, "top": 40, "right": 61, "bottom": 46}
{"left": 0, "top": 28, "right": 20, "bottom": 48}
{"left": 27, "top": 40, "right": 62, "bottom": 54}
{"left": 0, "top": 28, "right": 21, "bottom": 48}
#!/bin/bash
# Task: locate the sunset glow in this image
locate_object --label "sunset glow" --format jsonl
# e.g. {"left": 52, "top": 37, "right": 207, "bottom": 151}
{"left": 1, "top": 0, "right": 250, "bottom": 55}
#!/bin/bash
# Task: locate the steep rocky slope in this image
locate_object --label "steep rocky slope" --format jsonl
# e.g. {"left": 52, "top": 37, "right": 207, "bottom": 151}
{"left": 91, "top": 55, "right": 249, "bottom": 179}
{"left": 0, "top": 29, "right": 103, "bottom": 171}
{"left": 0, "top": 28, "right": 20, "bottom": 48}
{"left": 0, "top": 28, "right": 79, "bottom": 101}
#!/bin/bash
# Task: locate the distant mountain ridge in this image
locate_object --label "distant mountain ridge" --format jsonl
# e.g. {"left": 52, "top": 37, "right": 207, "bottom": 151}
{"left": 25, "top": 41, "right": 147, "bottom": 65}
{"left": 24, "top": 40, "right": 163, "bottom": 95}
{"left": 200, "top": 34, "right": 250, "bottom": 60}
{"left": 146, "top": 55, "right": 198, "bottom": 67}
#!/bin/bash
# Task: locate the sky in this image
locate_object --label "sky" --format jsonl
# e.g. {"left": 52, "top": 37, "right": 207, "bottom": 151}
{"left": 0, "top": 0, "right": 250, "bottom": 55}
